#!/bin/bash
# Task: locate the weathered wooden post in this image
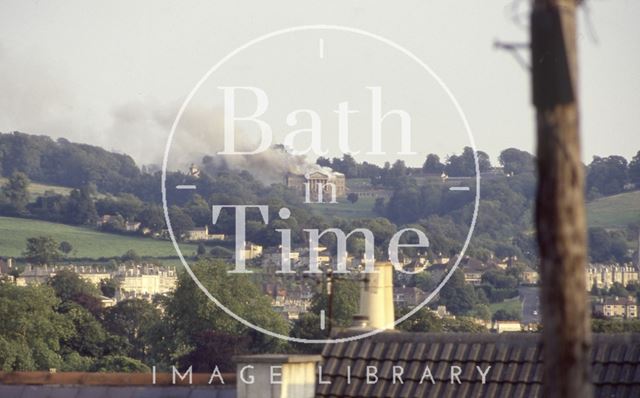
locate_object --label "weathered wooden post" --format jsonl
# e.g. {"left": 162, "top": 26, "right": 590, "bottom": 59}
{"left": 531, "top": 0, "right": 592, "bottom": 397}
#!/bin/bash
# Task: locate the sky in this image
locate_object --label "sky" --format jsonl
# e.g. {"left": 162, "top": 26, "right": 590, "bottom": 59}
{"left": 0, "top": 0, "right": 638, "bottom": 169}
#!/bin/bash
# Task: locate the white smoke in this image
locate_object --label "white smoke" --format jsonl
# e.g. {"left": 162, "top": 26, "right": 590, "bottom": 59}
{"left": 0, "top": 44, "right": 338, "bottom": 182}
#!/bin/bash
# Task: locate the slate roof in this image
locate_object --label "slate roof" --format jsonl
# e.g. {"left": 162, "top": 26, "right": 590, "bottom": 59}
{"left": 0, "top": 385, "right": 236, "bottom": 398}
{"left": 0, "top": 372, "right": 236, "bottom": 398}
{"left": 318, "top": 331, "right": 640, "bottom": 398}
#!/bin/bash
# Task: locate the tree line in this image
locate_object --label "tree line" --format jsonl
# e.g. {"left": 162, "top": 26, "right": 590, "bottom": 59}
{"left": 1, "top": 131, "right": 638, "bottom": 266}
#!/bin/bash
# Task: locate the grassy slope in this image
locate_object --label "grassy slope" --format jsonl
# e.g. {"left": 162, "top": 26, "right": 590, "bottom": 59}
{"left": 587, "top": 190, "right": 640, "bottom": 228}
{"left": 0, "top": 216, "right": 197, "bottom": 259}
{"left": 489, "top": 297, "right": 522, "bottom": 316}
{"left": 309, "top": 197, "right": 377, "bottom": 219}
{"left": 313, "top": 186, "right": 640, "bottom": 225}
{"left": 0, "top": 177, "right": 73, "bottom": 197}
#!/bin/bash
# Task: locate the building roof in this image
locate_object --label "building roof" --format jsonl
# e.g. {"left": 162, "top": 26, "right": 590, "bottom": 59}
{"left": 318, "top": 331, "right": 640, "bottom": 398}
{"left": 0, "top": 371, "right": 236, "bottom": 398}
{"left": 602, "top": 296, "right": 638, "bottom": 306}
{"left": 306, "top": 170, "right": 330, "bottom": 178}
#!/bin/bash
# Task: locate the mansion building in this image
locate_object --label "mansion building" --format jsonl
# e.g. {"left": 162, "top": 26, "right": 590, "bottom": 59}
{"left": 285, "top": 170, "right": 346, "bottom": 201}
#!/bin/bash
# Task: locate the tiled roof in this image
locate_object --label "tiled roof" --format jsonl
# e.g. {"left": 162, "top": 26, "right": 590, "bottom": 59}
{"left": 0, "top": 372, "right": 236, "bottom": 398}
{"left": 318, "top": 331, "right": 640, "bottom": 398}
{"left": 0, "top": 385, "right": 236, "bottom": 398}
{"left": 602, "top": 296, "right": 637, "bottom": 306}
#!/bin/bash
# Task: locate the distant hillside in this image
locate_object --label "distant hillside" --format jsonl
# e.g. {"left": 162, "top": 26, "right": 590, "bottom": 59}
{"left": 0, "top": 131, "right": 140, "bottom": 193}
{"left": 587, "top": 190, "right": 640, "bottom": 228}
{"left": 0, "top": 216, "right": 197, "bottom": 260}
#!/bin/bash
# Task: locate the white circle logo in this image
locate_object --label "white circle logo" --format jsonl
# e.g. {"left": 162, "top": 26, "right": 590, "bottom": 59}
{"left": 162, "top": 25, "right": 480, "bottom": 344}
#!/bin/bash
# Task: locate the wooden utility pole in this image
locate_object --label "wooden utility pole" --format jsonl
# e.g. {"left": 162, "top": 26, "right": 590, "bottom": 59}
{"left": 531, "top": 1, "right": 592, "bottom": 397}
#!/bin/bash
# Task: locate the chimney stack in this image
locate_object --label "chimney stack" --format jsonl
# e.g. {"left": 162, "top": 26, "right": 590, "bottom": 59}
{"left": 234, "top": 354, "right": 321, "bottom": 398}
{"left": 356, "top": 261, "right": 395, "bottom": 330}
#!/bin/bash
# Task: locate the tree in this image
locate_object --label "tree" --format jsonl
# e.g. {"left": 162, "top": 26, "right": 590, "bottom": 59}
{"left": 373, "top": 197, "right": 386, "bottom": 215}
{"left": 23, "top": 236, "right": 62, "bottom": 265}
{"left": 482, "top": 269, "right": 518, "bottom": 290}
{"left": 70, "top": 292, "right": 103, "bottom": 317}
{"left": 499, "top": 148, "right": 535, "bottom": 175}
{"left": 121, "top": 249, "right": 140, "bottom": 263}
{"left": 165, "top": 259, "right": 289, "bottom": 358}
{"left": 415, "top": 271, "right": 438, "bottom": 293}
{"left": 99, "top": 278, "right": 120, "bottom": 298}
{"left": 210, "top": 246, "right": 233, "bottom": 258}
{"left": 48, "top": 269, "right": 100, "bottom": 302}
{"left": 64, "top": 186, "right": 98, "bottom": 225}
{"left": 397, "top": 307, "right": 485, "bottom": 333}
{"left": 168, "top": 205, "right": 195, "bottom": 240}
{"left": 309, "top": 277, "right": 360, "bottom": 330}
{"left": 592, "top": 319, "right": 640, "bottom": 333}
{"left": 397, "top": 308, "right": 446, "bottom": 332}
{"left": 100, "top": 214, "right": 126, "bottom": 233}
{"left": 58, "top": 241, "right": 73, "bottom": 256}
{"left": 494, "top": 242, "right": 520, "bottom": 260}
{"left": 438, "top": 269, "right": 479, "bottom": 315}
{"left": 385, "top": 187, "right": 421, "bottom": 224}
{"left": 197, "top": 242, "right": 207, "bottom": 257}
{"left": 390, "top": 159, "right": 407, "bottom": 177}
{"left": 138, "top": 205, "right": 166, "bottom": 232}
{"left": 0, "top": 132, "right": 142, "bottom": 194}
{"left": 586, "top": 156, "right": 628, "bottom": 196}
{"left": 477, "top": 150, "right": 492, "bottom": 172}
{"left": 444, "top": 147, "right": 491, "bottom": 177}
{"left": 58, "top": 301, "right": 109, "bottom": 358}
{"left": 0, "top": 283, "right": 73, "bottom": 371}
{"left": 104, "top": 299, "right": 162, "bottom": 360}
{"left": 178, "top": 330, "right": 249, "bottom": 372}
{"left": 629, "top": 151, "right": 640, "bottom": 186}
{"left": 1, "top": 172, "right": 30, "bottom": 214}
{"left": 470, "top": 304, "right": 492, "bottom": 321}
{"left": 608, "top": 283, "right": 629, "bottom": 298}
{"left": 184, "top": 194, "right": 210, "bottom": 227}
{"left": 588, "top": 228, "right": 629, "bottom": 263}
{"left": 316, "top": 156, "right": 331, "bottom": 168}
{"left": 95, "top": 193, "right": 143, "bottom": 221}
{"left": 492, "top": 308, "right": 521, "bottom": 322}
{"left": 330, "top": 154, "right": 359, "bottom": 177}
{"left": 422, "top": 154, "right": 444, "bottom": 174}
{"left": 347, "top": 193, "right": 359, "bottom": 204}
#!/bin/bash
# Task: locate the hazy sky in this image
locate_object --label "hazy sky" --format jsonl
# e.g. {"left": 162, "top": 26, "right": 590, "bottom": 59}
{"left": 0, "top": 0, "right": 638, "bottom": 168}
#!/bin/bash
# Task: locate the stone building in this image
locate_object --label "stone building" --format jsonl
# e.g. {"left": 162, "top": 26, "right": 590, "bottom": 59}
{"left": 285, "top": 170, "right": 346, "bottom": 201}
{"left": 586, "top": 263, "right": 639, "bottom": 290}
{"left": 116, "top": 264, "right": 178, "bottom": 300}
{"left": 15, "top": 263, "right": 177, "bottom": 302}
{"left": 594, "top": 296, "right": 638, "bottom": 319}
{"left": 185, "top": 225, "right": 225, "bottom": 241}
{"left": 236, "top": 242, "right": 263, "bottom": 261}
{"left": 16, "top": 264, "right": 112, "bottom": 286}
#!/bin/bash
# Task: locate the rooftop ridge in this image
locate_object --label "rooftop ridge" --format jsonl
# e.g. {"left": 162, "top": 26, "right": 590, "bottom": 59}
{"left": 0, "top": 371, "right": 236, "bottom": 386}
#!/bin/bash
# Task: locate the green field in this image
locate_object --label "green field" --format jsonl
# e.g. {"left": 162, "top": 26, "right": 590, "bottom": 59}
{"left": 0, "top": 177, "right": 73, "bottom": 197}
{"left": 489, "top": 297, "right": 522, "bottom": 316}
{"left": 587, "top": 190, "right": 640, "bottom": 228}
{"left": 0, "top": 216, "right": 197, "bottom": 260}
{"left": 309, "top": 197, "right": 377, "bottom": 219}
